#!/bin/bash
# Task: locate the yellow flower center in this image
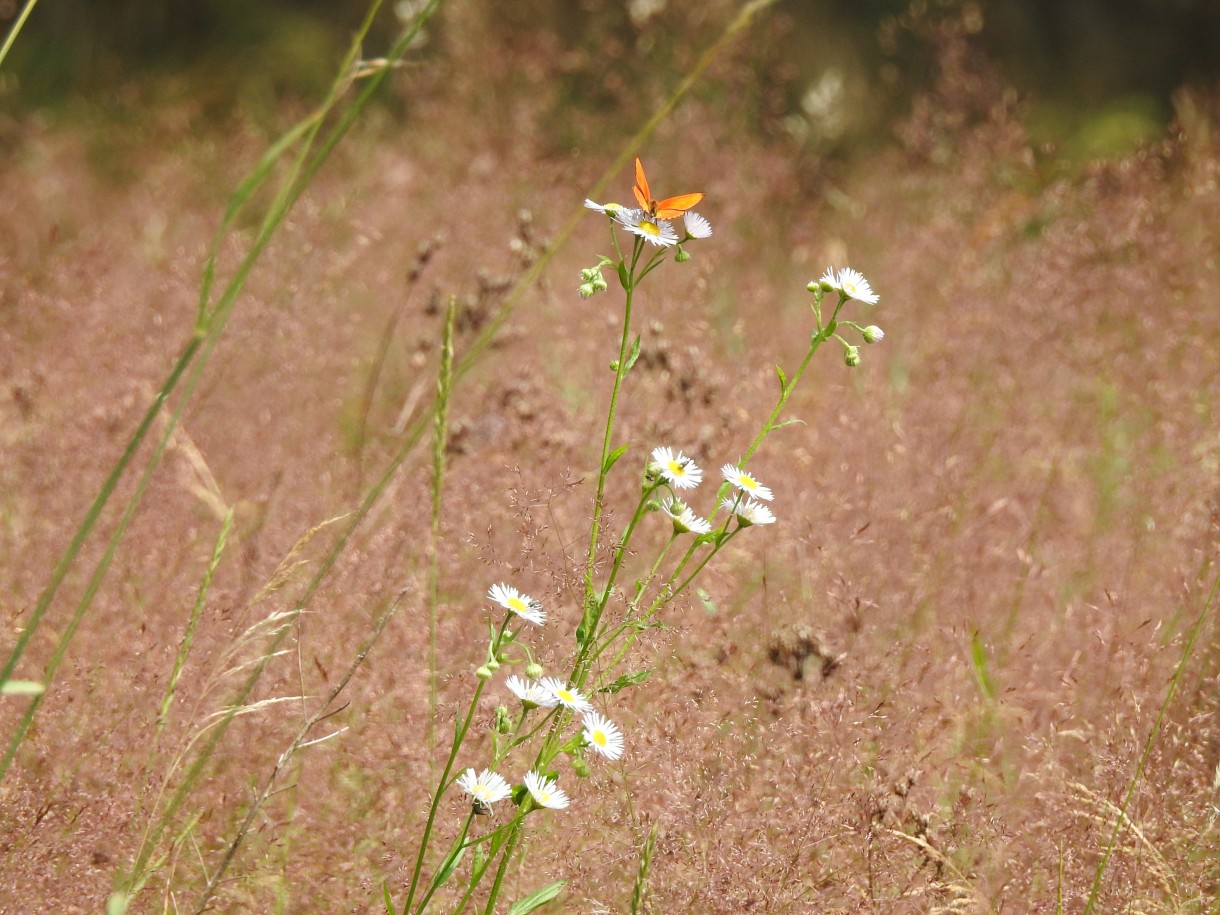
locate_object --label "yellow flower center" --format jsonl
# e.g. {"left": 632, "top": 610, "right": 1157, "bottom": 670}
{"left": 508, "top": 597, "right": 526, "bottom": 613}
{"left": 667, "top": 460, "right": 684, "bottom": 476}
{"left": 593, "top": 731, "right": 607, "bottom": 747}
{"left": 558, "top": 689, "right": 573, "bottom": 703}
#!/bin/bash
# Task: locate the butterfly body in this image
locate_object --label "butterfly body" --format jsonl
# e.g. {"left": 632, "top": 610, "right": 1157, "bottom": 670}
{"left": 633, "top": 157, "right": 703, "bottom": 221}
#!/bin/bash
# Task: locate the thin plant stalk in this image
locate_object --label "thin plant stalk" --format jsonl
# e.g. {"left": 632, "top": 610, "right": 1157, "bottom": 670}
{"left": 1083, "top": 569, "right": 1219, "bottom": 913}
{"left": 429, "top": 298, "right": 458, "bottom": 761}
{"left": 0, "top": 0, "right": 39, "bottom": 69}
{"left": 0, "top": 0, "right": 437, "bottom": 781}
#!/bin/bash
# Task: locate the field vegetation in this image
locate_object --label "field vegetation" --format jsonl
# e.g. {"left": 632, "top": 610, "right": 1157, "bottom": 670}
{"left": 2, "top": 1, "right": 1219, "bottom": 912}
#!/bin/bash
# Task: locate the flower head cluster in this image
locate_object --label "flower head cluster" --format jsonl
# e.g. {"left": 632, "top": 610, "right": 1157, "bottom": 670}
{"left": 524, "top": 771, "right": 570, "bottom": 809}
{"left": 581, "top": 711, "right": 624, "bottom": 760}
{"left": 659, "top": 497, "right": 712, "bottom": 535}
{"left": 584, "top": 201, "right": 713, "bottom": 251}
{"left": 488, "top": 583, "right": 546, "bottom": 626}
{"left": 817, "top": 266, "right": 879, "bottom": 305}
{"left": 540, "top": 677, "right": 593, "bottom": 713}
{"left": 650, "top": 446, "right": 702, "bottom": 490}
{"left": 505, "top": 674, "right": 559, "bottom": 708}
{"left": 722, "top": 496, "right": 776, "bottom": 527}
{"left": 722, "top": 464, "right": 773, "bottom": 501}
{"left": 457, "top": 768, "right": 512, "bottom": 814}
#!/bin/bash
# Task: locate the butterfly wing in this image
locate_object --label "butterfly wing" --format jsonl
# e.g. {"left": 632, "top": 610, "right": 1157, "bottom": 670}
{"left": 653, "top": 193, "right": 704, "bottom": 220}
{"left": 633, "top": 157, "right": 652, "bottom": 212}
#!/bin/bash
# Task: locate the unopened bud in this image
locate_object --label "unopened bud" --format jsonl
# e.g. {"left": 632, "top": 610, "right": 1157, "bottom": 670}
{"left": 844, "top": 345, "right": 861, "bottom": 367}
{"left": 571, "top": 756, "right": 592, "bottom": 778}
{"left": 862, "top": 325, "right": 885, "bottom": 344}
{"left": 674, "top": 246, "right": 691, "bottom": 263}
{"left": 494, "top": 705, "right": 513, "bottom": 734}
{"left": 526, "top": 662, "right": 544, "bottom": 680}
{"left": 475, "top": 665, "right": 494, "bottom": 680}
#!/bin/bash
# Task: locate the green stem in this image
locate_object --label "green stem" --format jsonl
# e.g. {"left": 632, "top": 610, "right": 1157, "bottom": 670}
{"left": 580, "top": 238, "right": 644, "bottom": 641}
{"left": 403, "top": 677, "right": 488, "bottom": 913}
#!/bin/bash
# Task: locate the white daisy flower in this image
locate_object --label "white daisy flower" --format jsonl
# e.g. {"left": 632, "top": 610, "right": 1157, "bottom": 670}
{"left": 524, "top": 770, "right": 570, "bottom": 810}
{"left": 618, "top": 209, "right": 679, "bottom": 247}
{"left": 721, "top": 464, "right": 774, "bottom": 501}
{"left": 722, "top": 497, "right": 776, "bottom": 527}
{"left": 650, "top": 446, "right": 703, "bottom": 490}
{"left": 540, "top": 677, "right": 593, "bottom": 713}
{"left": 505, "top": 674, "right": 559, "bottom": 708}
{"left": 487, "top": 583, "right": 546, "bottom": 626}
{"left": 683, "top": 210, "right": 713, "bottom": 239}
{"left": 659, "top": 498, "right": 712, "bottom": 535}
{"left": 836, "top": 267, "right": 879, "bottom": 305}
{"left": 584, "top": 199, "right": 625, "bottom": 216}
{"left": 456, "top": 768, "right": 512, "bottom": 811}
{"left": 581, "top": 711, "right": 625, "bottom": 761}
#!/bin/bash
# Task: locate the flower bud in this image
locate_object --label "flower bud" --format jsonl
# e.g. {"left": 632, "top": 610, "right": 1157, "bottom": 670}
{"left": 592, "top": 273, "right": 608, "bottom": 292}
{"left": 844, "top": 345, "right": 861, "bottom": 367}
{"left": 494, "top": 705, "right": 513, "bottom": 734}
{"left": 862, "top": 325, "right": 885, "bottom": 344}
{"left": 579, "top": 282, "right": 596, "bottom": 299}
{"left": 475, "top": 665, "right": 494, "bottom": 680}
{"left": 486, "top": 658, "right": 501, "bottom": 672}
{"left": 571, "top": 756, "right": 592, "bottom": 778}
{"left": 674, "top": 246, "right": 690, "bottom": 263}
{"left": 525, "top": 662, "right": 544, "bottom": 680}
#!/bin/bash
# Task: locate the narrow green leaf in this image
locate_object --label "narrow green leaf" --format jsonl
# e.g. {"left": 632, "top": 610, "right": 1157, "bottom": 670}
{"left": 597, "top": 670, "right": 651, "bottom": 694}
{"left": 429, "top": 843, "right": 466, "bottom": 895}
{"left": 768, "top": 418, "right": 806, "bottom": 431}
{"left": 775, "top": 363, "right": 787, "bottom": 392}
{"left": 1, "top": 680, "right": 45, "bottom": 696}
{"left": 507, "top": 880, "right": 567, "bottom": 915}
{"left": 623, "top": 335, "right": 642, "bottom": 374}
{"left": 617, "top": 262, "right": 630, "bottom": 288}
{"left": 603, "top": 443, "right": 630, "bottom": 475}
{"left": 969, "top": 631, "right": 996, "bottom": 700}
{"left": 106, "top": 892, "right": 129, "bottom": 915}
{"left": 382, "top": 883, "right": 396, "bottom": 915}
{"left": 696, "top": 587, "right": 718, "bottom": 616}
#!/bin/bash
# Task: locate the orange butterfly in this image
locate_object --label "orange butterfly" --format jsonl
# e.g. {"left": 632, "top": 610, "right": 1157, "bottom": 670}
{"left": 633, "top": 157, "right": 703, "bottom": 221}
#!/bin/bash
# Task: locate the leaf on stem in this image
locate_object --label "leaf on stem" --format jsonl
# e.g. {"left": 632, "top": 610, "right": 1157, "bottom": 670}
{"left": 775, "top": 363, "right": 787, "bottom": 393}
{"left": 604, "top": 443, "right": 631, "bottom": 475}
{"left": 624, "top": 335, "right": 642, "bottom": 374}
{"left": 507, "top": 880, "right": 567, "bottom": 915}
{"left": 597, "top": 670, "right": 651, "bottom": 694}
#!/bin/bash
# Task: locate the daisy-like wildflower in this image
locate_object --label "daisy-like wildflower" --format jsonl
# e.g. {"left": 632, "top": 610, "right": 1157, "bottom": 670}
{"left": 581, "top": 711, "right": 625, "bottom": 761}
{"left": 722, "top": 497, "right": 776, "bottom": 527}
{"left": 487, "top": 583, "right": 546, "bottom": 626}
{"left": 540, "top": 677, "right": 593, "bottom": 713}
{"left": 456, "top": 768, "right": 512, "bottom": 812}
{"left": 683, "top": 210, "right": 713, "bottom": 239}
{"left": 505, "top": 674, "right": 559, "bottom": 709}
{"left": 584, "top": 199, "right": 624, "bottom": 216}
{"left": 659, "top": 497, "right": 712, "bottom": 535}
{"left": 650, "top": 446, "right": 703, "bottom": 490}
{"left": 721, "top": 464, "right": 774, "bottom": 502}
{"left": 836, "top": 268, "right": 879, "bottom": 305}
{"left": 617, "top": 209, "right": 680, "bottom": 248}
{"left": 524, "top": 770, "right": 570, "bottom": 810}
{"left": 817, "top": 266, "right": 840, "bottom": 292}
